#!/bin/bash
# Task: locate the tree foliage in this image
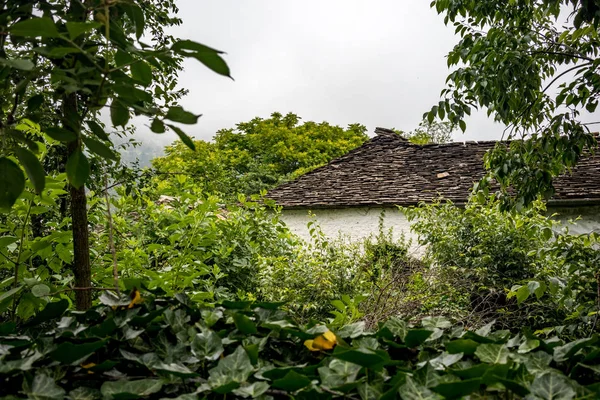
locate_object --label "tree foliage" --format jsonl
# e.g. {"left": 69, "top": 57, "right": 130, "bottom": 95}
{"left": 152, "top": 112, "right": 368, "bottom": 197}
{"left": 0, "top": 0, "right": 230, "bottom": 309}
{"left": 429, "top": 0, "right": 600, "bottom": 207}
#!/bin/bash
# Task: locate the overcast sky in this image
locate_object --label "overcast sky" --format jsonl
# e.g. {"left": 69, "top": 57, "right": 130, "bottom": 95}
{"left": 138, "top": 0, "right": 507, "bottom": 145}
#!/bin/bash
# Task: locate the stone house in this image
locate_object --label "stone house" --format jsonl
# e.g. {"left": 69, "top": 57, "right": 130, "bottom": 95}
{"left": 267, "top": 128, "right": 600, "bottom": 248}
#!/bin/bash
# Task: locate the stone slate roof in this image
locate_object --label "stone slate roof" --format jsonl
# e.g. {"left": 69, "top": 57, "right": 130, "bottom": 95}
{"left": 267, "top": 127, "right": 600, "bottom": 208}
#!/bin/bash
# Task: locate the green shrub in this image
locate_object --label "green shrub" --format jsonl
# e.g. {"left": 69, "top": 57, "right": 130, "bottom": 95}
{"left": 1, "top": 292, "right": 600, "bottom": 399}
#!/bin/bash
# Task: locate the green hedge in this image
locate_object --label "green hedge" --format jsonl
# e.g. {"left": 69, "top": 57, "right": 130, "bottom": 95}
{"left": 1, "top": 292, "right": 599, "bottom": 399}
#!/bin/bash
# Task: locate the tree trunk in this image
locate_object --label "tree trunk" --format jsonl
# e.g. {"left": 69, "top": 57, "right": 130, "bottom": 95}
{"left": 65, "top": 93, "right": 91, "bottom": 310}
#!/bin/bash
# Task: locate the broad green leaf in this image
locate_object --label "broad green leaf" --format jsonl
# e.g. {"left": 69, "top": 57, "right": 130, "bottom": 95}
{"left": 0, "top": 157, "right": 25, "bottom": 211}
{"left": 429, "top": 352, "right": 464, "bottom": 370}
{"left": 49, "top": 340, "right": 107, "bottom": 364}
{"left": 332, "top": 347, "right": 390, "bottom": 368}
{"left": 524, "top": 351, "right": 554, "bottom": 374}
{"left": 379, "top": 317, "right": 407, "bottom": 339}
{"left": 66, "top": 149, "right": 90, "bottom": 188}
{"left": 65, "top": 22, "right": 101, "bottom": 39}
{"left": 405, "top": 329, "right": 434, "bottom": 347}
{"left": 398, "top": 376, "right": 441, "bottom": 400}
{"left": 31, "top": 284, "right": 50, "bottom": 297}
{"left": 337, "top": 321, "right": 365, "bottom": 339}
{"left": 131, "top": 61, "right": 153, "bottom": 86}
{"left": 23, "top": 373, "right": 65, "bottom": 400}
{"left": 191, "top": 328, "right": 224, "bottom": 361}
{"left": 233, "top": 313, "right": 258, "bottom": 334}
{"left": 530, "top": 372, "right": 576, "bottom": 400}
{"left": 25, "top": 299, "right": 69, "bottom": 326}
{"left": 431, "top": 378, "right": 481, "bottom": 399}
{"left": 167, "top": 124, "right": 196, "bottom": 151}
{"left": 0, "top": 285, "right": 24, "bottom": 303}
{"left": 87, "top": 121, "right": 110, "bottom": 141}
{"left": 68, "top": 387, "right": 100, "bottom": 400}
{"left": 208, "top": 346, "right": 254, "bottom": 389}
{"left": 110, "top": 100, "right": 130, "bottom": 127}
{"left": 516, "top": 285, "right": 530, "bottom": 304}
{"left": 233, "top": 381, "right": 270, "bottom": 398}
{"left": 165, "top": 106, "right": 201, "bottom": 125}
{"left": 14, "top": 148, "right": 45, "bottom": 194}
{"left": 101, "top": 379, "right": 162, "bottom": 399}
{"left": 554, "top": 337, "right": 597, "bottom": 362}
{"left": 172, "top": 40, "right": 231, "bottom": 77}
{"left": 150, "top": 118, "right": 166, "bottom": 133}
{"left": 318, "top": 359, "right": 361, "bottom": 389}
{"left": 45, "top": 127, "right": 77, "bottom": 142}
{"left": 0, "top": 58, "right": 34, "bottom": 70}
{"left": 422, "top": 316, "right": 452, "bottom": 329}
{"left": 83, "top": 137, "right": 117, "bottom": 162}
{"left": 272, "top": 370, "right": 311, "bottom": 391}
{"left": 518, "top": 339, "right": 540, "bottom": 354}
{"left": 0, "top": 236, "right": 18, "bottom": 249}
{"left": 475, "top": 344, "right": 510, "bottom": 364}
{"left": 10, "top": 18, "right": 59, "bottom": 38}
{"left": 446, "top": 339, "right": 480, "bottom": 355}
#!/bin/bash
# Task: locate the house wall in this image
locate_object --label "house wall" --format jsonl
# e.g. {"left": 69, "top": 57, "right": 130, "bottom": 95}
{"left": 280, "top": 205, "right": 600, "bottom": 254}
{"left": 280, "top": 207, "right": 425, "bottom": 256}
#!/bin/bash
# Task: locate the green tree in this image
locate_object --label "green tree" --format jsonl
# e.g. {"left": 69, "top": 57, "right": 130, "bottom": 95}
{"left": 0, "top": 0, "right": 230, "bottom": 309}
{"left": 152, "top": 112, "right": 368, "bottom": 197}
{"left": 429, "top": 0, "right": 600, "bottom": 207}
{"left": 401, "top": 120, "right": 454, "bottom": 145}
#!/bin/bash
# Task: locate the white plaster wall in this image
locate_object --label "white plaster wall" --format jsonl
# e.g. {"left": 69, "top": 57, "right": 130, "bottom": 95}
{"left": 280, "top": 207, "right": 424, "bottom": 255}
{"left": 548, "top": 206, "right": 600, "bottom": 235}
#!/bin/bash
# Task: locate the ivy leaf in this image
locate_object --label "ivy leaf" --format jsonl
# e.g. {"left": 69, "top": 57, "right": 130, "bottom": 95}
{"left": 446, "top": 339, "right": 480, "bottom": 355}
{"left": 83, "top": 137, "right": 117, "bottom": 162}
{"left": 398, "top": 376, "right": 441, "bottom": 400}
{"left": 10, "top": 18, "right": 60, "bottom": 38}
{"left": 191, "top": 328, "right": 224, "bottom": 361}
{"left": 49, "top": 340, "right": 107, "bottom": 364}
{"left": 475, "top": 344, "right": 510, "bottom": 364}
{"left": 233, "top": 382, "right": 270, "bottom": 398}
{"left": 233, "top": 313, "right": 258, "bottom": 334}
{"left": 172, "top": 40, "right": 231, "bottom": 78}
{"left": 529, "top": 372, "right": 576, "bottom": 400}
{"left": 14, "top": 148, "right": 45, "bottom": 194}
{"left": 318, "top": 359, "right": 361, "bottom": 389}
{"left": 167, "top": 124, "right": 196, "bottom": 151}
{"left": 553, "top": 337, "right": 597, "bottom": 362}
{"left": 431, "top": 378, "right": 481, "bottom": 399}
{"left": 272, "top": 370, "right": 312, "bottom": 391}
{"left": 66, "top": 149, "right": 90, "bottom": 189}
{"left": 0, "top": 157, "right": 25, "bottom": 211}
{"left": 405, "top": 329, "right": 434, "bottom": 347}
{"left": 379, "top": 317, "right": 407, "bottom": 339}
{"left": 68, "top": 387, "right": 101, "bottom": 400}
{"left": 23, "top": 373, "right": 65, "bottom": 400}
{"left": 208, "top": 346, "right": 254, "bottom": 390}
{"left": 101, "top": 379, "right": 163, "bottom": 399}
{"left": 165, "top": 106, "right": 201, "bottom": 125}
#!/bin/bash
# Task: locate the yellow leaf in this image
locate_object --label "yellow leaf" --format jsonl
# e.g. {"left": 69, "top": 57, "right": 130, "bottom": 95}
{"left": 304, "top": 330, "right": 337, "bottom": 352}
{"left": 128, "top": 288, "right": 142, "bottom": 309}
{"left": 304, "top": 339, "right": 319, "bottom": 351}
{"left": 81, "top": 362, "right": 96, "bottom": 369}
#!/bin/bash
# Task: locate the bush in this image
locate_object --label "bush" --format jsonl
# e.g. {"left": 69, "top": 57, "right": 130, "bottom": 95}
{"left": 405, "top": 196, "right": 600, "bottom": 335}
{"left": 1, "top": 292, "right": 600, "bottom": 399}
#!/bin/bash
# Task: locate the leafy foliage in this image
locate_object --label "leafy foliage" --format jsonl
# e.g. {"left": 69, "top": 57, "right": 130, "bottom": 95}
{"left": 2, "top": 294, "right": 600, "bottom": 399}
{"left": 429, "top": 0, "right": 600, "bottom": 207}
{"left": 151, "top": 112, "right": 368, "bottom": 198}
